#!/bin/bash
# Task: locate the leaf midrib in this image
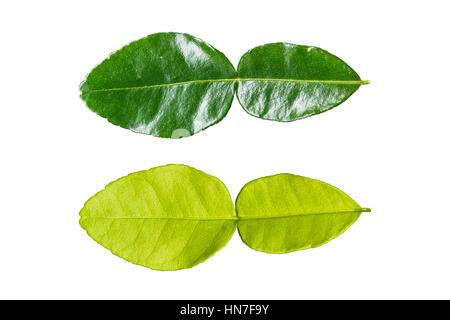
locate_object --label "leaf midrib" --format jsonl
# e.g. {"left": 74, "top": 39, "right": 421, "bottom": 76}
{"left": 83, "top": 208, "right": 371, "bottom": 221}
{"left": 82, "top": 78, "right": 370, "bottom": 93}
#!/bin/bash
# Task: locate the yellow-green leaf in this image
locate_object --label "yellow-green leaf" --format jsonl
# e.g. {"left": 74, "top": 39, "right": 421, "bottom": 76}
{"left": 79, "top": 164, "right": 236, "bottom": 270}
{"left": 235, "top": 173, "right": 370, "bottom": 253}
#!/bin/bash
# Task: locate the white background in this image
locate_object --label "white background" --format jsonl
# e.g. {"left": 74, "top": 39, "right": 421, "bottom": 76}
{"left": 1, "top": 0, "right": 449, "bottom": 299}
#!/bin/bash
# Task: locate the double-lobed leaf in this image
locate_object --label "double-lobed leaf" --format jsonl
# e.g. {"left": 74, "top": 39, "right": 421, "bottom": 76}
{"left": 235, "top": 173, "right": 370, "bottom": 253}
{"left": 80, "top": 32, "right": 368, "bottom": 138}
{"left": 80, "top": 165, "right": 369, "bottom": 270}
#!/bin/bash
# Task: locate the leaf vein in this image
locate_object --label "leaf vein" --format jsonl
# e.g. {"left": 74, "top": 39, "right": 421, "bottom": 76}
{"left": 82, "top": 78, "right": 370, "bottom": 93}
{"left": 83, "top": 208, "right": 371, "bottom": 221}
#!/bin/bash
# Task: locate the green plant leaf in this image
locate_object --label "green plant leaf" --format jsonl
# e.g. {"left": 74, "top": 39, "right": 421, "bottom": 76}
{"left": 80, "top": 32, "right": 236, "bottom": 138}
{"left": 79, "top": 164, "right": 236, "bottom": 270}
{"left": 236, "top": 43, "right": 369, "bottom": 122}
{"left": 235, "top": 173, "right": 370, "bottom": 253}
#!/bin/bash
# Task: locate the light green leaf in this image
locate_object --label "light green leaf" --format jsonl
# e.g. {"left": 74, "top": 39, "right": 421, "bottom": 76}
{"left": 235, "top": 173, "right": 370, "bottom": 253}
{"left": 80, "top": 32, "right": 236, "bottom": 138}
{"left": 79, "top": 164, "right": 236, "bottom": 270}
{"left": 236, "top": 43, "right": 369, "bottom": 122}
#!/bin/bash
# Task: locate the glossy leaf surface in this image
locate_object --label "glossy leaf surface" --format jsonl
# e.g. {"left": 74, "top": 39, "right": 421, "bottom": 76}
{"left": 236, "top": 43, "right": 368, "bottom": 122}
{"left": 79, "top": 164, "right": 236, "bottom": 270}
{"left": 80, "top": 32, "right": 236, "bottom": 138}
{"left": 236, "top": 173, "right": 369, "bottom": 253}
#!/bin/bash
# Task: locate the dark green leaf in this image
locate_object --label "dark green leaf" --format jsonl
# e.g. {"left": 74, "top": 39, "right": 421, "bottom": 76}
{"left": 80, "top": 32, "right": 236, "bottom": 138}
{"left": 236, "top": 43, "right": 368, "bottom": 122}
{"left": 235, "top": 173, "right": 370, "bottom": 253}
{"left": 79, "top": 164, "right": 236, "bottom": 270}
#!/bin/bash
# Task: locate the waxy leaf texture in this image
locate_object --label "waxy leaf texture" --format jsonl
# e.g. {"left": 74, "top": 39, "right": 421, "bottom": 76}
{"left": 79, "top": 164, "right": 236, "bottom": 270}
{"left": 235, "top": 173, "right": 370, "bottom": 253}
{"left": 237, "top": 43, "right": 368, "bottom": 122}
{"left": 80, "top": 33, "right": 236, "bottom": 138}
{"left": 80, "top": 33, "right": 368, "bottom": 138}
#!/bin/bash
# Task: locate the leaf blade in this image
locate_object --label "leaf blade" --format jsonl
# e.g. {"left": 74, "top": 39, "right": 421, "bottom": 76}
{"left": 80, "top": 32, "right": 236, "bottom": 138}
{"left": 79, "top": 164, "right": 236, "bottom": 270}
{"left": 236, "top": 43, "right": 366, "bottom": 122}
{"left": 235, "top": 173, "right": 366, "bottom": 253}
